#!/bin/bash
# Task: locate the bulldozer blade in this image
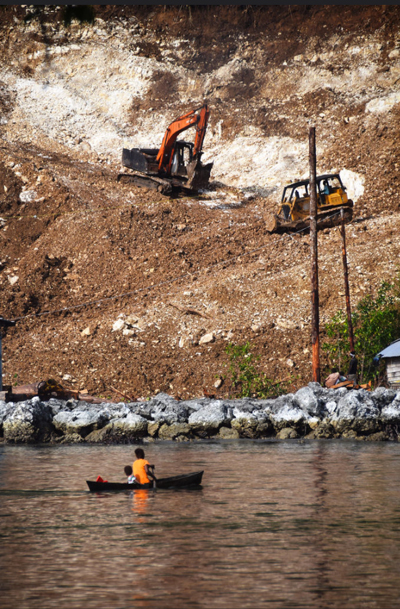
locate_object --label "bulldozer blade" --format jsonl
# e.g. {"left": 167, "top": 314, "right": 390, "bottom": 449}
{"left": 185, "top": 159, "right": 213, "bottom": 191}
{"left": 264, "top": 213, "right": 280, "bottom": 233}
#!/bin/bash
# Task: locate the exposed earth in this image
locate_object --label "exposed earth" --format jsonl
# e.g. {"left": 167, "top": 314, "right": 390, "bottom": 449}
{"left": 0, "top": 5, "right": 400, "bottom": 400}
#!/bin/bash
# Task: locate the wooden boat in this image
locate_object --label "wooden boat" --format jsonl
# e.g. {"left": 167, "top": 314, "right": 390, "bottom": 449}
{"left": 86, "top": 470, "right": 204, "bottom": 492}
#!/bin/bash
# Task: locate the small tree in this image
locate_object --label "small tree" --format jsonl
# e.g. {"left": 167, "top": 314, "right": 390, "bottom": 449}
{"left": 323, "top": 280, "right": 400, "bottom": 384}
{"left": 225, "top": 342, "right": 289, "bottom": 398}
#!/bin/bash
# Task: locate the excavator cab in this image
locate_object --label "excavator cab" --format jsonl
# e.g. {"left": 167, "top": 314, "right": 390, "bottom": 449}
{"left": 170, "top": 141, "right": 194, "bottom": 176}
{"left": 270, "top": 173, "right": 353, "bottom": 233}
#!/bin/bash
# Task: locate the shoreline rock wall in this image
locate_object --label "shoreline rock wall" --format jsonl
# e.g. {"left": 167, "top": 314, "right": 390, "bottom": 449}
{"left": 1, "top": 384, "right": 399, "bottom": 444}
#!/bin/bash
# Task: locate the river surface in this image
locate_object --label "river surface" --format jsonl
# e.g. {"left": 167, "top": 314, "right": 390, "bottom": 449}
{"left": 1, "top": 440, "right": 400, "bottom": 609}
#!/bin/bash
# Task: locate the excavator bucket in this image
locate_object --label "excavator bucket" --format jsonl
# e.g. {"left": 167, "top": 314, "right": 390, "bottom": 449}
{"left": 185, "top": 159, "right": 214, "bottom": 191}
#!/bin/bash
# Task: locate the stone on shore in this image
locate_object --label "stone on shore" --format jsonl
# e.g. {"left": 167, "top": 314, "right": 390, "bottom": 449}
{"left": 276, "top": 427, "right": 299, "bottom": 440}
{"left": 3, "top": 397, "right": 53, "bottom": 443}
{"left": 148, "top": 392, "right": 189, "bottom": 424}
{"left": 2, "top": 383, "right": 400, "bottom": 444}
{"left": 58, "top": 432, "right": 85, "bottom": 444}
{"left": 268, "top": 395, "right": 311, "bottom": 432}
{"left": 53, "top": 407, "right": 107, "bottom": 437}
{"left": 147, "top": 421, "right": 160, "bottom": 437}
{"left": 158, "top": 422, "right": 191, "bottom": 440}
{"left": 0, "top": 401, "right": 14, "bottom": 434}
{"left": 293, "top": 386, "right": 322, "bottom": 417}
{"left": 85, "top": 413, "right": 148, "bottom": 442}
{"left": 218, "top": 426, "right": 240, "bottom": 439}
{"left": 330, "top": 391, "right": 380, "bottom": 434}
{"left": 188, "top": 401, "right": 228, "bottom": 436}
{"left": 370, "top": 388, "right": 396, "bottom": 409}
{"left": 99, "top": 402, "right": 132, "bottom": 421}
{"left": 380, "top": 399, "right": 400, "bottom": 423}
{"left": 365, "top": 431, "right": 389, "bottom": 442}
{"left": 231, "top": 411, "right": 272, "bottom": 438}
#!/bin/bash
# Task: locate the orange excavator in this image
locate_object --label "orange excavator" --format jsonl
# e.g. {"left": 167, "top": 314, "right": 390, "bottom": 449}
{"left": 118, "top": 104, "right": 213, "bottom": 195}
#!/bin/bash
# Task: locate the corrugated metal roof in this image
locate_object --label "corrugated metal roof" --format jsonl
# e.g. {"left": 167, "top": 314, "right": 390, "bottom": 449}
{"left": 378, "top": 339, "right": 400, "bottom": 358}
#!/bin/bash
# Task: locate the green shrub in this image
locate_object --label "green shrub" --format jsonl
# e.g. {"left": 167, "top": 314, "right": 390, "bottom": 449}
{"left": 225, "top": 342, "right": 289, "bottom": 398}
{"left": 323, "top": 280, "right": 400, "bottom": 383}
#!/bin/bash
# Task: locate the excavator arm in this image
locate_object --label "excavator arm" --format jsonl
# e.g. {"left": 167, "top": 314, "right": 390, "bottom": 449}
{"left": 156, "top": 104, "right": 210, "bottom": 175}
{"left": 192, "top": 104, "right": 210, "bottom": 158}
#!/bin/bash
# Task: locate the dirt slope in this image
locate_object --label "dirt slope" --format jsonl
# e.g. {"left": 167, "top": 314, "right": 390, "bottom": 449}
{"left": 0, "top": 6, "right": 400, "bottom": 399}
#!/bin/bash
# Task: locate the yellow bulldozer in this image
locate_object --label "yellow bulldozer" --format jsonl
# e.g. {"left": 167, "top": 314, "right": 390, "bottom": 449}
{"left": 269, "top": 173, "right": 353, "bottom": 233}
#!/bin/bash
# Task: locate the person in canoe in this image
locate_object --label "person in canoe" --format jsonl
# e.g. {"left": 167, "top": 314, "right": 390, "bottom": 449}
{"left": 133, "top": 448, "right": 157, "bottom": 487}
{"left": 124, "top": 465, "right": 136, "bottom": 484}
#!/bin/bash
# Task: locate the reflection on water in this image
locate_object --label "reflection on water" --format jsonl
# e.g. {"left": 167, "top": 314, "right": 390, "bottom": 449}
{"left": 1, "top": 440, "right": 400, "bottom": 608}
{"left": 132, "top": 489, "right": 149, "bottom": 520}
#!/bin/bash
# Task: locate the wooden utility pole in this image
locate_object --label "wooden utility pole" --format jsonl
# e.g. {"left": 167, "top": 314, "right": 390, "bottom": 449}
{"left": 340, "top": 208, "right": 355, "bottom": 352}
{"left": 309, "top": 127, "right": 320, "bottom": 383}
{"left": 0, "top": 316, "right": 16, "bottom": 392}
{"left": 0, "top": 331, "right": 2, "bottom": 393}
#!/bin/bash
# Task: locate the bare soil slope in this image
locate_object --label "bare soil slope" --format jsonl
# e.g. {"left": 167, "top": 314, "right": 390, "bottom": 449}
{"left": 0, "top": 6, "right": 399, "bottom": 399}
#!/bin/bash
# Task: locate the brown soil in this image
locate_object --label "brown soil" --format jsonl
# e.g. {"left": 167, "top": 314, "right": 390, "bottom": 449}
{"left": 0, "top": 5, "right": 400, "bottom": 400}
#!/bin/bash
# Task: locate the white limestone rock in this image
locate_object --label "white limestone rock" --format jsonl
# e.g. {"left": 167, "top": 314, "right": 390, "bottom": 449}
{"left": 149, "top": 393, "right": 188, "bottom": 424}
{"left": 269, "top": 403, "right": 310, "bottom": 430}
{"left": 3, "top": 398, "right": 53, "bottom": 443}
{"left": 188, "top": 401, "right": 227, "bottom": 433}
{"left": 370, "top": 387, "right": 396, "bottom": 410}
{"left": 293, "top": 386, "right": 321, "bottom": 416}
{"left": 331, "top": 390, "right": 380, "bottom": 433}
{"left": 53, "top": 408, "right": 106, "bottom": 437}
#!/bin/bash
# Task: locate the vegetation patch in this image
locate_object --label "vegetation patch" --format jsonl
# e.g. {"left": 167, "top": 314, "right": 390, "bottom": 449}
{"left": 323, "top": 279, "right": 400, "bottom": 384}
{"left": 225, "top": 342, "right": 290, "bottom": 399}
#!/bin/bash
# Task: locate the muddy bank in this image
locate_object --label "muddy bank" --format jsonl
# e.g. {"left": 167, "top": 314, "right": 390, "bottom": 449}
{"left": 1, "top": 383, "right": 399, "bottom": 444}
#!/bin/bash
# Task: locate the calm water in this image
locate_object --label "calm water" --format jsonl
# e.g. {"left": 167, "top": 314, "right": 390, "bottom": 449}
{"left": 1, "top": 440, "right": 400, "bottom": 609}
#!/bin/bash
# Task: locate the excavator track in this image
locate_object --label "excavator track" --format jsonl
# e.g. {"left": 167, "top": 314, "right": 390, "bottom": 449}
{"left": 117, "top": 171, "right": 173, "bottom": 195}
{"left": 117, "top": 165, "right": 212, "bottom": 197}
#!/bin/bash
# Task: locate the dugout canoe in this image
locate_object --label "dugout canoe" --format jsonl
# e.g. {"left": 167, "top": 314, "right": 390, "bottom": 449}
{"left": 86, "top": 470, "right": 203, "bottom": 492}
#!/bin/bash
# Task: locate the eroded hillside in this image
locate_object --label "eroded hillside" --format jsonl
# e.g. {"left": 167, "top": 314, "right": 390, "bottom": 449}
{"left": 0, "top": 5, "right": 400, "bottom": 399}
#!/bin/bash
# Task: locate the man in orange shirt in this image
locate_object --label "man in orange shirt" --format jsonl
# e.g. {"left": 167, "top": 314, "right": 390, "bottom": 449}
{"left": 133, "top": 448, "right": 157, "bottom": 487}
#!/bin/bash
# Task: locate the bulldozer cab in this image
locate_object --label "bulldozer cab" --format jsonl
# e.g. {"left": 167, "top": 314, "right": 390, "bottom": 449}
{"left": 281, "top": 179, "right": 309, "bottom": 220}
{"left": 281, "top": 174, "right": 345, "bottom": 203}
{"left": 316, "top": 174, "right": 348, "bottom": 209}
{"left": 317, "top": 174, "right": 345, "bottom": 200}
{"left": 280, "top": 173, "right": 348, "bottom": 218}
{"left": 282, "top": 180, "right": 309, "bottom": 203}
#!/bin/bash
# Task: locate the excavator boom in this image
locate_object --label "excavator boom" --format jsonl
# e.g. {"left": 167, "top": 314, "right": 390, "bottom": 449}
{"left": 193, "top": 104, "right": 210, "bottom": 158}
{"left": 156, "top": 104, "right": 210, "bottom": 174}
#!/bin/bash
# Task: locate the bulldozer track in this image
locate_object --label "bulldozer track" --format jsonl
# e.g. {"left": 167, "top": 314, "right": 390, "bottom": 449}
{"left": 271, "top": 205, "right": 353, "bottom": 234}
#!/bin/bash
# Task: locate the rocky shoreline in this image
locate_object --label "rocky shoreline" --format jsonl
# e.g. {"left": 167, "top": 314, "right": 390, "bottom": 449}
{"left": 1, "top": 383, "right": 400, "bottom": 444}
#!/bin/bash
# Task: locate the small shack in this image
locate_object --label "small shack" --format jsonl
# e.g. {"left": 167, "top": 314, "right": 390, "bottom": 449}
{"left": 377, "top": 339, "right": 400, "bottom": 390}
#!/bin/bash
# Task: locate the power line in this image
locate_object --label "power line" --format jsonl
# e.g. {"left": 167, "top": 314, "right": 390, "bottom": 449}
{"left": 0, "top": 199, "right": 148, "bottom": 222}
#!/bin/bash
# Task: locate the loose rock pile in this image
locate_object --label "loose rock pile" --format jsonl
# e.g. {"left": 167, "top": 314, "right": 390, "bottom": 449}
{"left": 1, "top": 384, "right": 399, "bottom": 444}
